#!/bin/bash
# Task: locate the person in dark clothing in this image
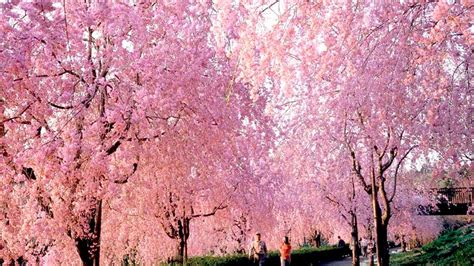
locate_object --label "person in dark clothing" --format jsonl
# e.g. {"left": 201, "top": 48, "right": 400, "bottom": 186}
{"left": 315, "top": 230, "right": 321, "bottom": 248}
{"left": 337, "top": 236, "right": 346, "bottom": 248}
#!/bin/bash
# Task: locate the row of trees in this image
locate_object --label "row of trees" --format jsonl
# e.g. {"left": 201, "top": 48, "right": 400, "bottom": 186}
{"left": 215, "top": 1, "right": 472, "bottom": 265}
{"left": 0, "top": 1, "right": 276, "bottom": 264}
{"left": 1, "top": 1, "right": 471, "bottom": 265}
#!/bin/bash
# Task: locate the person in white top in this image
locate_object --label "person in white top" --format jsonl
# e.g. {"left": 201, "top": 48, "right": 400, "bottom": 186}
{"left": 360, "top": 237, "right": 369, "bottom": 258}
{"left": 249, "top": 232, "right": 268, "bottom": 266}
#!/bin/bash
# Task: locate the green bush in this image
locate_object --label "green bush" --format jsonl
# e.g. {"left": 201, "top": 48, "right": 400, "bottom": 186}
{"left": 166, "top": 245, "right": 350, "bottom": 266}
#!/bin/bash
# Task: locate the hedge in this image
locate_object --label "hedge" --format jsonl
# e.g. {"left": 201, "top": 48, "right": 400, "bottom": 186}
{"left": 163, "top": 245, "right": 350, "bottom": 266}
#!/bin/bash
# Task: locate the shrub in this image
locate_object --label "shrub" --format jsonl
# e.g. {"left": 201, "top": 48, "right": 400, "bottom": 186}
{"left": 162, "top": 245, "right": 350, "bottom": 266}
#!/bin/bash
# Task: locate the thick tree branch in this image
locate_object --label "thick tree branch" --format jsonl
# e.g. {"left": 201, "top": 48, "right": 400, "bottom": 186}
{"left": 343, "top": 116, "right": 371, "bottom": 193}
{"left": 388, "top": 145, "right": 418, "bottom": 203}
{"left": 106, "top": 141, "right": 121, "bottom": 155}
{"left": 325, "top": 195, "right": 350, "bottom": 225}
{"left": 49, "top": 102, "right": 74, "bottom": 109}
{"left": 380, "top": 128, "right": 391, "bottom": 159}
{"left": 380, "top": 147, "right": 397, "bottom": 174}
{"left": 350, "top": 150, "right": 371, "bottom": 194}
{"left": 1, "top": 103, "right": 33, "bottom": 124}
{"left": 191, "top": 202, "right": 228, "bottom": 219}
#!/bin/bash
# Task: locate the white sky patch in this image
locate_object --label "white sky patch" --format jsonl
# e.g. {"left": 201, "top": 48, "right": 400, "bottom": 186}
{"left": 92, "top": 30, "right": 102, "bottom": 40}
{"left": 122, "top": 39, "right": 134, "bottom": 52}
{"left": 52, "top": 2, "right": 62, "bottom": 8}
{"left": 317, "top": 42, "right": 327, "bottom": 53}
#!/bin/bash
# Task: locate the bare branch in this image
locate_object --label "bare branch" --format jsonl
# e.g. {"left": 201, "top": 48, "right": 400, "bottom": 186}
{"left": 191, "top": 203, "right": 228, "bottom": 219}
{"left": 325, "top": 195, "right": 350, "bottom": 225}
{"left": 350, "top": 150, "right": 371, "bottom": 194}
{"left": 380, "top": 128, "right": 391, "bottom": 159}
{"left": 388, "top": 145, "right": 418, "bottom": 202}
{"left": 1, "top": 102, "right": 33, "bottom": 123}
{"left": 49, "top": 102, "right": 74, "bottom": 109}
{"left": 106, "top": 141, "right": 121, "bottom": 155}
{"left": 259, "top": 0, "right": 279, "bottom": 15}
{"left": 380, "top": 147, "right": 397, "bottom": 174}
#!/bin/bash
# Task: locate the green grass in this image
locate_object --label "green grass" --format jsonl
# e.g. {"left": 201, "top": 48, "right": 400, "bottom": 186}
{"left": 390, "top": 224, "right": 474, "bottom": 265}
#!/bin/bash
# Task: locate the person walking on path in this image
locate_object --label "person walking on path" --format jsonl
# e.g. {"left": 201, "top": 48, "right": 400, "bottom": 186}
{"left": 367, "top": 237, "right": 375, "bottom": 265}
{"left": 360, "top": 237, "right": 368, "bottom": 258}
{"left": 401, "top": 235, "right": 407, "bottom": 252}
{"left": 315, "top": 230, "right": 321, "bottom": 248}
{"left": 337, "top": 236, "right": 346, "bottom": 248}
{"left": 249, "top": 232, "right": 268, "bottom": 266}
{"left": 279, "top": 236, "right": 292, "bottom": 266}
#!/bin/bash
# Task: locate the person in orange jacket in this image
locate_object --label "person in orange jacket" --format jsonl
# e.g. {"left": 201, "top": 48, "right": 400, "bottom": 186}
{"left": 279, "top": 236, "right": 292, "bottom": 266}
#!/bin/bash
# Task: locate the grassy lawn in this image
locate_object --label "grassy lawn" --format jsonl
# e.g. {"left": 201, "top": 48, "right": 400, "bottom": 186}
{"left": 390, "top": 224, "right": 474, "bottom": 265}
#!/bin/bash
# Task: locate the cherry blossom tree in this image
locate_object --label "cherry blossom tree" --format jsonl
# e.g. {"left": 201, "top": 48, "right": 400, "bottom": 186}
{"left": 1, "top": 1, "right": 471, "bottom": 265}
{"left": 97, "top": 85, "right": 275, "bottom": 263}
{"left": 214, "top": 1, "right": 472, "bottom": 265}
{"left": 1, "top": 0, "right": 272, "bottom": 264}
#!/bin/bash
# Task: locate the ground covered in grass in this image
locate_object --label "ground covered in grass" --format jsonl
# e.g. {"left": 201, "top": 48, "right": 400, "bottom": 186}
{"left": 390, "top": 224, "right": 474, "bottom": 265}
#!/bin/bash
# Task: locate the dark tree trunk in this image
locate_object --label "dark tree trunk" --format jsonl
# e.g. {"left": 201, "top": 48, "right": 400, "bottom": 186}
{"left": 176, "top": 239, "right": 185, "bottom": 263}
{"left": 184, "top": 218, "right": 189, "bottom": 263}
{"left": 75, "top": 200, "right": 102, "bottom": 266}
{"left": 176, "top": 218, "right": 190, "bottom": 265}
{"left": 377, "top": 223, "right": 389, "bottom": 266}
{"left": 351, "top": 213, "right": 360, "bottom": 266}
{"left": 369, "top": 169, "right": 384, "bottom": 266}
{"left": 371, "top": 194, "right": 390, "bottom": 266}
{"left": 17, "top": 257, "right": 26, "bottom": 266}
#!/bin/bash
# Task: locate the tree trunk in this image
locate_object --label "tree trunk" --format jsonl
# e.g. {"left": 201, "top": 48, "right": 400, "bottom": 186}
{"left": 176, "top": 218, "right": 190, "bottom": 265}
{"left": 184, "top": 218, "right": 190, "bottom": 263}
{"left": 76, "top": 200, "right": 102, "bottom": 266}
{"left": 369, "top": 168, "right": 384, "bottom": 266}
{"left": 371, "top": 196, "right": 390, "bottom": 266}
{"left": 351, "top": 213, "right": 360, "bottom": 266}
{"left": 184, "top": 240, "right": 188, "bottom": 264}
{"left": 175, "top": 236, "right": 188, "bottom": 265}
{"left": 377, "top": 223, "right": 389, "bottom": 266}
{"left": 176, "top": 239, "right": 185, "bottom": 263}
{"left": 373, "top": 204, "right": 383, "bottom": 266}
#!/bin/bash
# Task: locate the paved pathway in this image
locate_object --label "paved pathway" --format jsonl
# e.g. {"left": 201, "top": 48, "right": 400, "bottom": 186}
{"left": 321, "top": 248, "right": 402, "bottom": 266}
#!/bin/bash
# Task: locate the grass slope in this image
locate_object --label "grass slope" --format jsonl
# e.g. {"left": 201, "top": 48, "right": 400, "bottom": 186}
{"left": 390, "top": 224, "right": 474, "bottom": 265}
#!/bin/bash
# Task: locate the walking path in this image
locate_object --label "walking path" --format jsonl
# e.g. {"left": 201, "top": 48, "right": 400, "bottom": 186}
{"left": 321, "top": 248, "right": 402, "bottom": 266}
